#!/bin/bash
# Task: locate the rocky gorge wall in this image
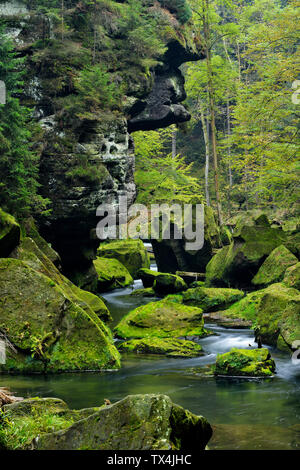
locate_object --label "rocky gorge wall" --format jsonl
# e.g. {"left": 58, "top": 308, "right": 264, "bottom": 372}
{"left": 0, "top": 0, "right": 204, "bottom": 290}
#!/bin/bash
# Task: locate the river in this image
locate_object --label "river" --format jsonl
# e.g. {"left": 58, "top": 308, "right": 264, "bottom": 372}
{"left": 1, "top": 261, "right": 300, "bottom": 450}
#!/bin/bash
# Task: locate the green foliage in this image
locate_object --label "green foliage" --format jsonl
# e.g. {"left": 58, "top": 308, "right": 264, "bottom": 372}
{"left": 158, "top": 0, "right": 193, "bottom": 24}
{"left": 0, "top": 28, "right": 49, "bottom": 219}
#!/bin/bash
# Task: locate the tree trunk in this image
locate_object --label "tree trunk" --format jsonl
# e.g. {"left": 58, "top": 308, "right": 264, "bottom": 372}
{"left": 172, "top": 128, "right": 177, "bottom": 159}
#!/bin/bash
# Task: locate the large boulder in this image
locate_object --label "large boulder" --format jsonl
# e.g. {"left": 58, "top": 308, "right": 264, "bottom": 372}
{"left": 98, "top": 239, "right": 150, "bottom": 279}
{"left": 139, "top": 268, "right": 161, "bottom": 288}
{"left": 22, "top": 217, "right": 61, "bottom": 268}
{"left": 252, "top": 245, "right": 298, "bottom": 288}
{"left": 0, "top": 209, "right": 20, "bottom": 258}
{"left": 181, "top": 286, "right": 244, "bottom": 312}
{"left": 0, "top": 394, "right": 212, "bottom": 451}
{"left": 0, "top": 258, "right": 120, "bottom": 373}
{"left": 213, "top": 348, "right": 276, "bottom": 377}
{"left": 153, "top": 273, "right": 187, "bottom": 295}
{"left": 115, "top": 299, "right": 208, "bottom": 340}
{"left": 206, "top": 214, "right": 287, "bottom": 288}
{"left": 118, "top": 337, "right": 204, "bottom": 358}
{"left": 94, "top": 257, "right": 133, "bottom": 292}
{"left": 283, "top": 262, "right": 300, "bottom": 290}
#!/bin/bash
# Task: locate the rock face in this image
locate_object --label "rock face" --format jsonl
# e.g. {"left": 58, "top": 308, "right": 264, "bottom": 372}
{"left": 115, "top": 299, "right": 208, "bottom": 340}
{"left": 152, "top": 206, "right": 222, "bottom": 274}
{"left": 119, "top": 338, "right": 204, "bottom": 358}
{"left": 181, "top": 286, "right": 244, "bottom": 312}
{"left": 153, "top": 273, "right": 187, "bottom": 295}
{"left": 213, "top": 348, "right": 276, "bottom": 377}
{"left": 0, "top": 209, "right": 20, "bottom": 258}
{"left": 252, "top": 245, "right": 298, "bottom": 288}
{"left": 94, "top": 257, "right": 133, "bottom": 292}
{"left": 98, "top": 239, "right": 150, "bottom": 279}
{"left": 0, "top": 394, "right": 212, "bottom": 451}
{"left": 283, "top": 262, "right": 300, "bottom": 290}
{"left": 206, "top": 214, "right": 287, "bottom": 288}
{"left": 0, "top": 254, "right": 119, "bottom": 373}
{"left": 0, "top": 1, "right": 203, "bottom": 288}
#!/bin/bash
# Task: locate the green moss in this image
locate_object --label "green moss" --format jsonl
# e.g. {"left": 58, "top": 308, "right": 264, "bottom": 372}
{"left": 118, "top": 337, "right": 204, "bottom": 358}
{"left": 0, "top": 208, "right": 20, "bottom": 258}
{"left": 218, "top": 290, "right": 265, "bottom": 323}
{"left": 94, "top": 257, "right": 133, "bottom": 292}
{"left": 252, "top": 245, "right": 298, "bottom": 288}
{"left": 139, "top": 268, "right": 162, "bottom": 288}
{"left": 21, "top": 217, "right": 60, "bottom": 266}
{"left": 115, "top": 298, "right": 210, "bottom": 340}
{"left": 129, "top": 288, "right": 156, "bottom": 298}
{"left": 98, "top": 239, "right": 150, "bottom": 279}
{"left": 182, "top": 286, "right": 244, "bottom": 312}
{"left": 283, "top": 262, "right": 300, "bottom": 290}
{"left": 213, "top": 348, "right": 276, "bottom": 377}
{"left": 153, "top": 273, "right": 187, "bottom": 295}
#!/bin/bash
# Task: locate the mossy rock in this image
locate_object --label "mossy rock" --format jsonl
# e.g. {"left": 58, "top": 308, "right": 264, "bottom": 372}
{"left": 30, "top": 394, "right": 212, "bottom": 451}
{"left": 182, "top": 286, "right": 244, "bottom": 312}
{"left": 220, "top": 226, "right": 232, "bottom": 246}
{"left": 22, "top": 217, "right": 61, "bottom": 267}
{"left": 98, "top": 239, "right": 150, "bottom": 279}
{"left": 115, "top": 299, "right": 209, "bottom": 340}
{"left": 94, "top": 257, "right": 133, "bottom": 292}
{"left": 206, "top": 223, "right": 287, "bottom": 288}
{"left": 0, "top": 258, "right": 120, "bottom": 373}
{"left": 283, "top": 262, "right": 300, "bottom": 290}
{"left": 252, "top": 245, "right": 298, "bottom": 288}
{"left": 129, "top": 288, "right": 156, "bottom": 298}
{"left": 217, "top": 290, "right": 267, "bottom": 324}
{"left": 0, "top": 209, "right": 20, "bottom": 258}
{"left": 12, "top": 237, "right": 111, "bottom": 322}
{"left": 139, "top": 268, "right": 161, "bottom": 288}
{"left": 153, "top": 273, "right": 187, "bottom": 295}
{"left": 284, "top": 231, "right": 300, "bottom": 259}
{"left": 213, "top": 348, "right": 276, "bottom": 377}
{"left": 118, "top": 337, "right": 204, "bottom": 358}
{"left": 255, "top": 283, "right": 300, "bottom": 352}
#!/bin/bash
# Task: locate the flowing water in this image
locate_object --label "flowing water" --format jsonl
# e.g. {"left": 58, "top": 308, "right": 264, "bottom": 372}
{"left": 1, "top": 259, "right": 300, "bottom": 450}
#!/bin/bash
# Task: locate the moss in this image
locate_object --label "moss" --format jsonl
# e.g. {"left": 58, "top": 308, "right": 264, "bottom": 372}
{"left": 153, "top": 273, "right": 187, "bottom": 295}
{"left": 252, "top": 245, "right": 298, "bottom": 288}
{"left": 218, "top": 290, "right": 265, "bottom": 323}
{"left": 129, "top": 288, "right": 156, "bottom": 298}
{"left": 21, "top": 217, "right": 60, "bottom": 267}
{"left": 114, "top": 298, "right": 210, "bottom": 340}
{"left": 0, "top": 208, "right": 20, "bottom": 258}
{"left": 283, "top": 262, "right": 300, "bottom": 290}
{"left": 213, "top": 348, "right": 276, "bottom": 377}
{"left": 118, "top": 337, "right": 204, "bottom": 358}
{"left": 94, "top": 257, "right": 133, "bottom": 292}
{"left": 0, "top": 258, "right": 120, "bottom": 373}
{"left": 170, "top": 404, "right": 213, "bottom": 451}
{"left": 182, "top": 286, "right": 244, "bottom": 312}
{"left": 98, "top": 239, "right": 150, "bottom": 279}
{"left": 139, "top": 268, "right": 162, "bottom": 288}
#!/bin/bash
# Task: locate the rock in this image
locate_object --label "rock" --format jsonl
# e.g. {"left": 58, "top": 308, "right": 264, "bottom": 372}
{"left": 182, "top": 286, "right": 244, "bottom": 312}
{"left": 22, "top": 217, "right": 61, "bottom": 268}
{"left": 0, "top": 258, "right": 120, "bottom": 373}
{"left": 252, "top": 245, "right": 298, "bottom": 288}
{"left": 139, "top": 268, "right": 161, "bottom": 288}
{"left": 153, "top": 273, "right": 187, "bottom": 295}
{"left": 220, "top": 226, "right": 232, "bottom": 246}
{"left": 152, "top": 206, "right": 222, "bottom": 274}
{"left": 94, "top": 257, "right": 133, "bottom": 292}
{"left": 30, "top": 394, "right": 212, "bottom": 451}
{"left": 118, "top": 338, "right": 204, "bottom": 358}
{"left": 129, "top": 288, "right": 156, "bottom": 298}
{"left": 115, "top": 299, "right": 209, "bottom": 340}
{"left": 213, "top": 348, "right": 276, "bottom": 377}
{"left": 0, "top": 208, "right": 20, "bottom": 258}
{"left": 284, "top": 231, "right": 300, "bottom": 259}
{"left": 12, "top": 237, "right": 111, "bottom": 322}
{"left": 98, "top": 239, "right": 150, "bottom": 279}
{"left": 255, "top": 283, "right": 300, "bottom": 352}
{"left": 283, "top": 262, "right": 300, "bottom": 290}
{"left": 206, "top": 217, "right": 287, "bottom": 288}
{"left": 215, "top": 290, "right": 266, "bottom": 324}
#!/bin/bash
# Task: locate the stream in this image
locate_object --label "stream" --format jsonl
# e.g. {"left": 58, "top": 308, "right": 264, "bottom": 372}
{"left": 1, "top": 259, "right": 300, "bottom": 450}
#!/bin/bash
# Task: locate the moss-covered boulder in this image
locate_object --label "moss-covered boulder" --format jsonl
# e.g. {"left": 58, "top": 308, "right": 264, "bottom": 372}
{"left": 94, "top": 257, "right": 133, "bottom": 292}
{"left": 283, "top": 262, "right": 300, "bottom": 290}
{"left": 252, "top": 245, "right": 298, "bottom": 288}
{"left": 129, "top": 288, "right": 156, "bottom": 298}
{"left": 8, "top": 394, "right": 211, "bottom": 451}
{"left": 12, "top": 237, "right": 111, "bottom": 322}
{"left": 182, "top": 286, "right": 244, "bottom": 312}
{"left": 153, "top": 273, "right": 187, "bottom": 295}
{"left": 255, "top": 283, "right": 300, "bottom": 352}
{"left": 139, "top": 268, "right": 161, "bottom": 288}
{"left": 206, "top": 218, "right": 287, "bottom": 288}
{"left": 115, "top": 299, "right": 209, "bottom": 339}
{"left": 22, "top": 217, "right": 61, "bottom": 268}
{"left": 216, "top": 290, "right": 266, "bottom": 324}
{"left": 0, "top": 258, "right": 120, "bottom": 373}
{"left": 118, "top": 338, "right": 204, "bottom": 358}
{"left": 0, "top": 209, "right": 20, "bottom": 258}
{"left": 98, "top": 240, "right": 150, "bottom": 279}
{"left": 213, "top": 348, "right": 276, "bottom": 377}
